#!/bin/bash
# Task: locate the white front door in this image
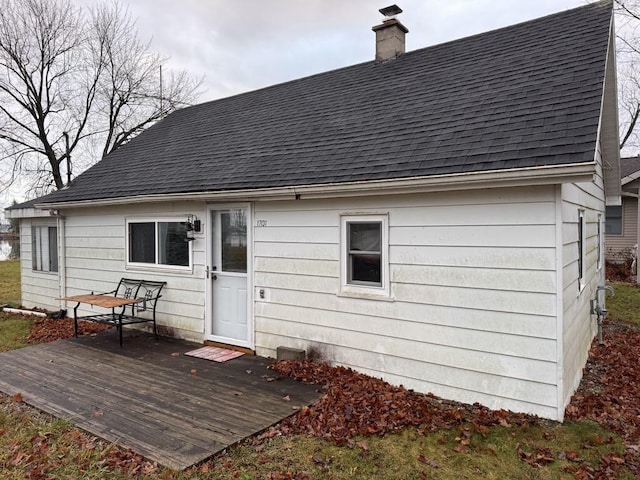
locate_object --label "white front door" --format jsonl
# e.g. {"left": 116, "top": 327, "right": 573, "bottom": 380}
{"left": 206, "top": 205, "right": 252, "bottom": 348}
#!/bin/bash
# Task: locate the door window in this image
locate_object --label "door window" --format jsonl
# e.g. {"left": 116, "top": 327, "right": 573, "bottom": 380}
{"left": 221, "top": 209, "right": 247, "bottom": 273}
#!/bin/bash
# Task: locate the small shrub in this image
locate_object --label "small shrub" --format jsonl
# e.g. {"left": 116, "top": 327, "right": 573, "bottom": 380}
{"left": 606, "top": 258, "right": 634, "bottom": 282}
{"left": 605, "top": 246, "right": 636, "bottom": 282}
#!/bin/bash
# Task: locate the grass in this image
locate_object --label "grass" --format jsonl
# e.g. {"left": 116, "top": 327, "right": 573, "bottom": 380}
{"left": 0, "top": 270, "right": 637, "bottom": 478}
{"left": 0, "top": 314, "right": 32, "bottom": 352}
{"left": 0, "top": 259, "right": 20, "bottom": 307}
{"left": 606, "top": 281, "right": 640, "bottom": 326}
{"left": 188, "top": 422, "right": 631, "bottom": 480}
{"left": 0, "top": 412, "right": 634, "bottom": 479}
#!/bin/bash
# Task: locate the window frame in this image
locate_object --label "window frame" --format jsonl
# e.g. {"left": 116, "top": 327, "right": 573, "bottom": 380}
{"left": 605, "top": 205, "right": 623, "bottom": 235}
{"left": 340, "top": 214, "right": 390, "bottom": 299}
{"left": 125, "top": 217, "right": 193, "bottom": 272}
{"left": 31, "top": 224, "right": 58, "bottom": 273}
{"left": 597, "top": 213, "right": 602, "bottom": 271}
{"left": 578, "top": 209, "right": 585, "bottom": 292}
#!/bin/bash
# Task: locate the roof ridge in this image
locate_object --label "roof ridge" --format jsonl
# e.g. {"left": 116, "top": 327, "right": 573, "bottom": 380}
{"left": 179, "top": 1, "right": 613, "bottom": 116}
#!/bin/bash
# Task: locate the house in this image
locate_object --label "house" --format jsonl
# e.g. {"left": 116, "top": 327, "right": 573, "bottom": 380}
{"left": 6, "top": 1, "right": 620, "bottom": 421}
{"left": 605, "top": 156, "right": 640, "bottom": 270}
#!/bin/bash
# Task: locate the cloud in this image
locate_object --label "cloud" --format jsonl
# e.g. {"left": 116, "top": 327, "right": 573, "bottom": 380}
{"left": 118, "top": 0, "right": 586, "bottom": 101}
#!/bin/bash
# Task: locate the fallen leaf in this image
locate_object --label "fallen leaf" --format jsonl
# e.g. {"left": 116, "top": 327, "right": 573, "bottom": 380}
{"left": 170, "top": 352, "right": 180, "bottom": 357}
{"left": 356, "top": 440, "right": 369, "bottom": 452}
{"left": 516, "top": 444, "right": 554, "bottom": 467}
{"left": 498, "top": 418, "right": 512, "bottom": 428}
{"left": 283, "top": 395, "right": 290, "bottom": 401}
{"left": 564, "top": 449, "right": 581, "bottom": 462}
{"left": 312, "top": 454, "right": 329, "bottom": 465}
{"left": 12, "top": 392, "right": 23, "bottom": 403}
{"left": 453, "top": 445, "right": 471, "bottom": 453}
{"left": 190, "top": 369, "right": 197, "bottom": 375}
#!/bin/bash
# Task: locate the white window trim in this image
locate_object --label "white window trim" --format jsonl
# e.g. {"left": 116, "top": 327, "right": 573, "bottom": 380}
{"left": 339, "top": 213, "right": 390, "bottom": 300}
{"left": 597, "top": 213, "right": 602, "bottom": 271}
{"left": 578, "top": 209, "right": 585, "bottom": 293}
{"left": 125, "top": 217, "right": 193, "bottom": 272}
{"left": 31, "top": 223, "right": 58, "bottom": 274}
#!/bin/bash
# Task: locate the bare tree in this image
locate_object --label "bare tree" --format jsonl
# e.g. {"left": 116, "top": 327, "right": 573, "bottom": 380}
{"left": 91, "top": 2, "right": 199, "bottom": 158}
{"left": 616, "top": 0, "right": 640, "bottom": 152}
{"left": 0, "top": 0, "right": 200, "bottom": 195}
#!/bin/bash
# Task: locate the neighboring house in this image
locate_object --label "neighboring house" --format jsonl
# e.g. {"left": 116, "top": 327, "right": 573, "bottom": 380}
{"left": 6, "top": 2, "right": 621, "bottom": 421}
{"left": 605, "top": 156, "right": 640, "bottom": 266}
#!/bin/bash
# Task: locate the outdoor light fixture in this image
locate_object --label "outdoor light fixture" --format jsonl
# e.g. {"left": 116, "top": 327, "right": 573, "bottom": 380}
{"left": 185, "top": 214, "right": 201, "bottom": 242}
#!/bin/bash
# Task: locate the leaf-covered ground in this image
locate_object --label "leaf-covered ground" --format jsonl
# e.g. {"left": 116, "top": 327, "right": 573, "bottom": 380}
{"left": 2, "top": 314, "right": 640, "bottom": 478}
{"left": 25, "top": 316, "right": 111, "bottom": 344}
{"left": 565, "top": 320, "right": 640, "bottom": 475}
{"left": 266, "top": 319, "right": 640, "bottom": 478}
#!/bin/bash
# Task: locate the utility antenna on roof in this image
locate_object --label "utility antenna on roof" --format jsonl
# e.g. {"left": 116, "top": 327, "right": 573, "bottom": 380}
{"left": 159, "top": 64, "right": 164, "bottom": 115}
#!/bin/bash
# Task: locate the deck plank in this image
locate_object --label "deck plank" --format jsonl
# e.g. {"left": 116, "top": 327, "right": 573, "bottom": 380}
{"left": 0, "top": 331, "right": 320, "bottom": 470}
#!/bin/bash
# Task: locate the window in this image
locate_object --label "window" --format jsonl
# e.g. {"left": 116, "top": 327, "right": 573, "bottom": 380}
{"left": 32, "top": 225, "right": 58, "bottom": 272}
{"left": 341, "top": 214, "right": 389, "bottom": 297}
{"left": 348, "top": 222, "right": 382, "bottom": 286}
{"left": 127, "top": 219, "right": 191, "bottom": 269}
{"left": 597, "top": 213, "right": 602, "bottom": 271}
{"left": 578, "top": 210, "right": 585, "bottom": 290}
{"left": 605, "top": 205, "right": 622, "bottom": 235}
{"left": 220, "top": 209, "right": 247, "bottom": 273}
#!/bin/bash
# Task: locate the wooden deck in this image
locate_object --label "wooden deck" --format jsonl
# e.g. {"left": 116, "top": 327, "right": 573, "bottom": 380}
{"left": 0, "top": 330, "right": 321, "bottom": 470}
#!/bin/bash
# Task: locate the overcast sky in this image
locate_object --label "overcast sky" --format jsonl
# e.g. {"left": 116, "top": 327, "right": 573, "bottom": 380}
{"left": 122, "top": 0, "right": 589, "bottom": 102}
{"left": 1, "top": 0, "right": 590, "bottom": 214}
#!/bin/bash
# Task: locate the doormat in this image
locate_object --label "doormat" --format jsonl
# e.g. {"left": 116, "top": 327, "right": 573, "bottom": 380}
{"left": 184, "top": 346, "right": 245, "bottom": 363}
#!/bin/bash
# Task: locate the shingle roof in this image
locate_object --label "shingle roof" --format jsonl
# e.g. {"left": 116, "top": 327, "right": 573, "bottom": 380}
{"left": 621, "top": 156, "right": 640, "bottom": 179}
{"left": 37, "top": 0, "right": 613, "bottom": 205}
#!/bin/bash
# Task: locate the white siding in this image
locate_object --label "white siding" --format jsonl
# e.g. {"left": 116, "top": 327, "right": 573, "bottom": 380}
{"left": 605, "top": 193, "right": 637, "bottom": 261}
{"left": 253, "top": 186, "right": 560, "bottom": 419}
{"left": 62, "top": 203, "right": 207, "bottom": 342}
{"left": 560, "top": 142, "right": 607, "bottom": 420}
{"left": 20, "top": 218, "right": 61, "bottom": 311}
{"left": 17, "top": 172, "right": 609, "bottom": 421}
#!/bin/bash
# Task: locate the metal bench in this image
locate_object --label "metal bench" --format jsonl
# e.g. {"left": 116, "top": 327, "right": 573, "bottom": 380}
{"left": 67, "top": 278, "right": 167, "bottom": 347}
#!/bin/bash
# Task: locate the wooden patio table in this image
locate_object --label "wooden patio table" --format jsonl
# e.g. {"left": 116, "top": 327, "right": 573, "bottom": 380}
{"left": 58, "top": 294, "right": 143, "bottom": 346}
{"left": 60, "top": 294, "right": 142, "bottom": 309}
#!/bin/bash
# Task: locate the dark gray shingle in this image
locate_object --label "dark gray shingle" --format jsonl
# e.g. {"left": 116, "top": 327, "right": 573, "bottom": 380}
{"left": 621, "top": 156, "right": 640, "bottom": 178}
{"left": 38, "top": 1, "right": 613, "bottom": 205}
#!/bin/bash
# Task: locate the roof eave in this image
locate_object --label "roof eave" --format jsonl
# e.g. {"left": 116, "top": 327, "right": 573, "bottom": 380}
{"left": 35, "top": 162, "right": 596, "bottom": 210}
{"left": 599, "top": 12, "right": 622, "bottom": 206}
{"left": 622, "top": 171, "right": 640, "bottom": 186}
{"left": 4, "top": 207, "right": 55, "bottom": 219}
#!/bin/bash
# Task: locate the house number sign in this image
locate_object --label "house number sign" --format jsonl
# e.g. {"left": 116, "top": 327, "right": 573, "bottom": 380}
{"left": 256, "top": 220, "right": 267, "bottom": 227}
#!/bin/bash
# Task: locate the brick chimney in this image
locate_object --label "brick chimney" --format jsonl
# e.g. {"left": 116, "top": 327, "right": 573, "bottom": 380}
{"left": 372, "top": 5, "right": 408, "bottom": 63}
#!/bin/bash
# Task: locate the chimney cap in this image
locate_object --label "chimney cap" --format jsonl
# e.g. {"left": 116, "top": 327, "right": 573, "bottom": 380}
{"left": 379, "top": 5, "right": 403, "bottom": 17}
